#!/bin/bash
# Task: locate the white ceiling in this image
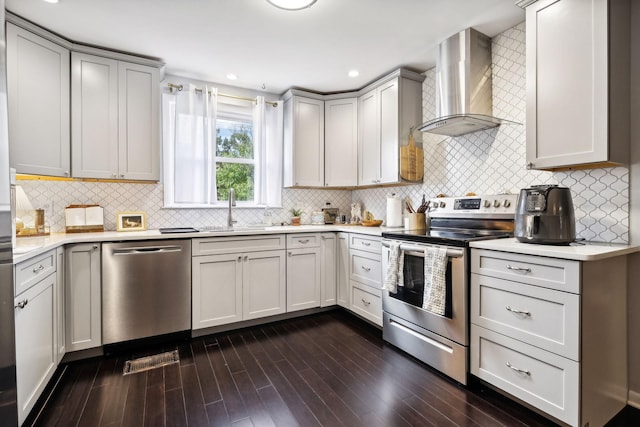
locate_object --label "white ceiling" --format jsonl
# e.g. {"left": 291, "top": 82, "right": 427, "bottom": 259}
{"left": 6, "top": 0, "right": 525, "bottom": 95}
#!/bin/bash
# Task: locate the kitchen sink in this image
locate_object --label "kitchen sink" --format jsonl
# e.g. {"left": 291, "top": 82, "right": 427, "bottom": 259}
{"left": 198, "top": 225, "right": 234, "bottom": 232}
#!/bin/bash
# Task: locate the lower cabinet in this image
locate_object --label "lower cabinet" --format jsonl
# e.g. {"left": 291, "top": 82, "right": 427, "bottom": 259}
{"left": 286, "top": 246, "right": 321, "bottom": 312}
{"left": 336, "top": 232, "right": 350, "bottom": 308}
{"left": 347, "top": 234, "right": 382, "bottom": 326}
{"left": 192, "top": 235, "right": 286, "bottom": 329}
{"left": 320, "top": 233, "right": 337, "bottom": 307}
{"left": 55, "top": 247, "right": 65, "bottom": 363}
{"left": 65, "top": 243, "right": 102, "bottom": 352}
{"left": 470, "top": 249, "right": 628, "bottom": 427}
{"left": 14, "top": 251, "right": 58, "bottom": 426}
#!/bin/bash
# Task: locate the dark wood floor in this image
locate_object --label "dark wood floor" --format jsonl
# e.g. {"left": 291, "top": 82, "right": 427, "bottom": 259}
{"left": 28, "top": 310, "right": 639, "bottom": 427}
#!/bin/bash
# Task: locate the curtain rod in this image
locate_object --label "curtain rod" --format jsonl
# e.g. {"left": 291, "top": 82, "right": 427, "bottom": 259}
{"left": 166, "top": 83, "right": 278, "bottom": 107}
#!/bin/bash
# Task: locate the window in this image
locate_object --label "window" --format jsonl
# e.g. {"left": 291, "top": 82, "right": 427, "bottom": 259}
{"left": 162, "top": 83, "right": 283, "bottom": 208}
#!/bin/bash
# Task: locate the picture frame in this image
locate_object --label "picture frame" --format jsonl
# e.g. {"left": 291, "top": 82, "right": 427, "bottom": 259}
{"left": 116, "top": 211, "right": 147, "bottom": 232}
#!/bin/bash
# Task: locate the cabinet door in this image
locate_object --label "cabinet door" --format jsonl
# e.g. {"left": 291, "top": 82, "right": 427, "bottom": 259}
{"left": 337, "top": 233, "right": 350, "bottom": 308}
{"left": 118, "top": 61, "right": 160, "bottom": 180}
{"left": 7, "top": 23, "right": 70, "bottom": 177}
{"left": 324, "top": 98, "right": 357, "bottom": 187}
{"left": 320, "top": 234, "right": 337, "bottom": 307}
{"left": 192, "top": 253, "right": 243, "bottom": 328}
{"left": 15, "top": 273, "right": 57, "bottom": 426}
{"left": 55, "top": 247, "right": 65, "bottom": 362}
{"left": 286, "top": 247, "right": 321, "bottom": 312}
{"left": 65, "top": 243, "right": 101, "bottom": 352}
{"left": 525, "top": 0, "right": 611, "bottom": 169}
{"left": 243, "top": 250, "right": 286, "bottom": 320}
{"left": 378, "top": 78, "right": 400, "bottom": 184}
{"left": 358, "top": 89, "right": 380, "bottom": 185}
{"left": 71, "top": 52, "right": 119, "bottom": 179}
{"left": 291, "top": 96, "right": 324, "bottom": 187}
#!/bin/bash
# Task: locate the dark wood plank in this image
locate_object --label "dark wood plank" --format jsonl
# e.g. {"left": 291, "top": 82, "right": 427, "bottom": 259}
{"left": 143, "top": 383, "right": 165, "bottom": 427}
{"left": 77, "top": 384, "right": 108, "bottom": 426}
{"left": 207, "top": 338, "right": 249, "bottom": 422}
{"left": 49, "top": 358, "right": 100, "bottom": 426}
{"left": 191, "top": 338, "right": 222, "bottom": 404}
{"left": 165, "top": 387, "right": 187, "bottom": 427}
{"left": 218, "top": 334, "right": 246, "bottom": 374}
{"left": 229, "top": 332, "right": 271, "bottom": 389}
{"left": 163, "top": 361, "right": 181, "bottom": 392}
{"left": 232, "top": 370, "right": 276, "bottom": 427}
{"left": 121, "top": 370, "right": 147, "bottom": 427}
{"left": 256, "top": 385, "right": 300, "bottom": 427}
{"left": 180, "top": 363, "right": 209, "bottom": 426}
{"left": 177, "top": 342, "right": 194, "bottom": 366}
{"left": 205, "top": 399, "right": 231, "bottom": 427}
{"left": 100, "top": 358, "right": 130, "bottom": 426}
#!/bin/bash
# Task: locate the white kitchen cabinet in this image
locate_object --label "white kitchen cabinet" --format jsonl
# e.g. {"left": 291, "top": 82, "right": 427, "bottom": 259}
{"left": 324, "top": 98, "right": 357, "bottom": 187}
{"left": 286, "top": 233, "right": 321, "bottom": 312}
{"left": 283, "top": 92, "right": 325, "bottom": 187}
{"left": 192, "top": 236, "right": 286, "bottom": 329}
{"left": 320, "top": 233, "right": 337, "bottom": 307}
{"left": 347, "top": 234, "right": 382, "bottom": 326}
{"left": 55, "top": 247, "right": 65, "bottom": 363}
{"left": 14, "top": 252, "right": 58, "bottom": 426}
{"left": 470, "top": 249, "right": 628, "bottom": 427}
{"left": 65, "top": 243, "right": 102, "bottom": 352}
{"left": 336, "top": 232, "right": 350, "bottom": 308}
{"left": 72, "top": 52, "right": 160, "bottom": 180}
{"left": 525, "top": 0, "right": 629, "bottom": 170}
{"left": 7, "top": 22, "right": 70, "bottom": 177}
{"left": 358, "top": 71, "right": 423, "bottom": 186}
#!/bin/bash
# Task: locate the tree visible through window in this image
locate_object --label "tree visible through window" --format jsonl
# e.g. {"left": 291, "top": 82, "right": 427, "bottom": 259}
{"left": 216, "top": 117, "right": 254, "bottom": 202}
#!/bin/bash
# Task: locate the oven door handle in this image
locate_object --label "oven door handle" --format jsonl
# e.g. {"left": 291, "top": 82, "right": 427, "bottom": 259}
{"left": 382, "top": 241, "right": 464, "bottom": 258}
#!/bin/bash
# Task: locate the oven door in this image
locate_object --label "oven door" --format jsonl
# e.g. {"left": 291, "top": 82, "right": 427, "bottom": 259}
{"left": 381, "top": 240, "right": 468, "bottom": 346}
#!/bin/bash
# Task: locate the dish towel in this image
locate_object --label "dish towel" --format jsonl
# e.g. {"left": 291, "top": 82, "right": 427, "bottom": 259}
{"left": 422, "top": 246, "right": 448, "bottom": 316}
{"left": 383, "top": 242, "right": 404, "bottom": 293}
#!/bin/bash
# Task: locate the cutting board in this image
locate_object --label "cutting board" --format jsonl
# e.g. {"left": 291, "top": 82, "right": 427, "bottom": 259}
{"left": 400, "top": 132, "right": 424, "bottom": 181}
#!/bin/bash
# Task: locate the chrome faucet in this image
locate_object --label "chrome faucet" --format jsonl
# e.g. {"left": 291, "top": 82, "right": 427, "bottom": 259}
{"left": 227, "top": 188, "right": 236, "bottom": 227}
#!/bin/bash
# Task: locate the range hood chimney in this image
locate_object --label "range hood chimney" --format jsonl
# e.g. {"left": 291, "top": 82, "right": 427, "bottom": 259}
{"left": 418, "top": 28, "right": 516, "bottom": 137}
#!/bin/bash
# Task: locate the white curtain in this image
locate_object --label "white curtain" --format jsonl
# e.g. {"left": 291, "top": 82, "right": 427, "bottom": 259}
{"left": 163, "top": 85, "right": 217, "bottom": 206}
{"left": 253, "top": 96, "right": 283, "bottom": 207}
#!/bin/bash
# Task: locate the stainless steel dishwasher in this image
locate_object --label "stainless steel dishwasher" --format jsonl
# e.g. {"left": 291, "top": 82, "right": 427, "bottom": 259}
{"left": 102, "top": 239, "right": 191, "bottom": 344}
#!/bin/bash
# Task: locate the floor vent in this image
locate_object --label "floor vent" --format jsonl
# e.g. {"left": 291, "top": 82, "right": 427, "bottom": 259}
{"left": 123, "top": 349, "right": 179, "bottom": 375}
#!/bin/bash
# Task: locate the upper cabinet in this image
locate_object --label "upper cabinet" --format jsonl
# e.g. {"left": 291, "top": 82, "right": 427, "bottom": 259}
{"left": 6, "top": 14, "right": 163, "bottom": 181}
{"left": 324, "top": 97, "right": 358, "bottom": 187}
{"left": 283, "top": 92, "right": 325, "bottom": 187}
{"left": 525, "top": 0, "right": 630, "bottom": 170}
{"left": 358, "top": 71, "right": 423, "bottom": 186}
{"left": 72, "top": 53, "right": 160, "bottom": 180}
{"left": 283, "top": 68, "right": 424, "bottom": 189}
{"left": 7, "top": 22, "right": 70, "bottom": 177}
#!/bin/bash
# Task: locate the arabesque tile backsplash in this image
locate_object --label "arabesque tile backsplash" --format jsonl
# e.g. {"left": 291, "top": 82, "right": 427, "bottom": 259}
{"left": 19, "top": 21, "right": 629, "bottom": 243}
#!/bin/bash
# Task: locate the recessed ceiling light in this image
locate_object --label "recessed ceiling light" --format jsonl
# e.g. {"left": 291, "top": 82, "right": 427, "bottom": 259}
{"left": 266, "top": 0, "right": 317, "bottom": 11}
{"left": 42, "top": 0, "right": 59, "bottom": 3}
{"left": 226, "top": 74, "right": 238, "bottom": 80}
{"left": 348, "top": 70, "right": 360, "bottom": 78}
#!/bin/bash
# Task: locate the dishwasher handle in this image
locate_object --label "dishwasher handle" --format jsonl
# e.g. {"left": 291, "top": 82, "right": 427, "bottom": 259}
{"left": 111, "top": 245, "right": 184, "bottom": 255}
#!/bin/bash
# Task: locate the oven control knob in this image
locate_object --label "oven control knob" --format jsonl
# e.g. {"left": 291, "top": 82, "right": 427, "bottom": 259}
{"left": 493, "top": 200, "right": 501, "bottom": 208}
{"left": 431, "top": 200, "right": 439, "bottom": 209}
{"left": 483, "top": 200, "right": 491, "bottom": 208}
{"left": 503, "top": 199, "right": 511, "bottom": 208}
{"left": 439, "top": 201, "right": 446, "bottom": 208}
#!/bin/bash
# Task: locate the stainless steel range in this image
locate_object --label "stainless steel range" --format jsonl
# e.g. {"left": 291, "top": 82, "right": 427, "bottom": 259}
{"left": 381, "top": 194, "right": 517, "bottom": 385}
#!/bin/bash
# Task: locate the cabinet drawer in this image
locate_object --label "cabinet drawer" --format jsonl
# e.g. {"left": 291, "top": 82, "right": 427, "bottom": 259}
{"left": 471, "top": 325, "right": 579, "bottom": 427}
{"left": 350, "top": 282, "right": 382, "bottom": 326}
{"left": 15, "top": 250, "right": 57, "bottom": 296}
{"left": 287, "top": 233, "right": 320, "bottom": 249}
{"left": 471, "top": 249, "right": 580, "bottom": 293}
{"left": 350, "top": 249, "right": 381, "bottom": 289}
{"left": 471, "top": 274, "right": 579, "bottom": 361}
{"left": 193, "top": 235, "right": 285, "bottom": 256}
{"left": 350, "top": 234, "right": 381, "bottom": 254}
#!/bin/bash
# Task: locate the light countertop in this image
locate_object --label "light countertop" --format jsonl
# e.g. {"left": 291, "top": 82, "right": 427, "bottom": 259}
{"left": 470, "top": 238, "right": 640, "bottom": 261}
{"left": 13, "top": 224, "right": 385, "bottom": 264}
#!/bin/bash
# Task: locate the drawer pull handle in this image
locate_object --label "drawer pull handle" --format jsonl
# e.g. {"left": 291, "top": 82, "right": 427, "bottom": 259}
{"left": 505, "top": 306, "right": 531, "bottom": 316}
{"left": 15, "top": 299, "right": 29, "bottom": 309}
{"left": 298, "top": 239, "right": 310, "bottom": 244}
{"left": 238, "top": 256, "right": 242, "bottom": 262}
{"left": 506, "top": 361, "right": 531, "bottom": 376}
{"left": 362, "top": 242, "right": 371, "bottom": 246}
{"left": 506, "top": 264, "right": 531, "bottom": 273}
{"left": 361, "top": 298, "right": 371, "bottom": 306}
{"left": 361, "top": 266, "right": 371, "bottom": 272}
{"left": 32, "top": 265, "right": 45, "bottom": 273}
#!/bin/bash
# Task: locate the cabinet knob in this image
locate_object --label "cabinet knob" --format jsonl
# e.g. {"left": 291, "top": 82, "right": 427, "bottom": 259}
{"left": 112, "top": 174, "right": 117, "bottom": 178}
{"left": 237, "top": 256, "right": 242, "bottom": 262}
{"left": 244, "top": 255, "right": 248, "bottom": 261}
{"left": 361, "top": 298, "right": 371, "bottom": 306}
{"left": 361, "top": 265, "right": 371, "bottom": 272}
{"left": 120, "top": 174, "right": 125, "bottom": 178}
{"left": 15, "top": 299, "right": 28, "bottom": 309}
{"left": 32, "top": 265, "right": 45, "bottom": 274}
{"left": 64, "top": 171, "right": 70, "bottom": 177}
{"left": 526, "top": 162, "right": 533, "bottom": 170}
{"left": 298, "top": 239, "right": 309, "bottom": 244}
{"left": 288, "top": 252, "right": 292, "bottom": 257}
{"left": 93, "top": 245, "right": 99, "bottom": 250}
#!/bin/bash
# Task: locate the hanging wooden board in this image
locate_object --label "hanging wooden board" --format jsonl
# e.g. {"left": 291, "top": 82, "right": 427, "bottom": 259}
{"left": 400, "top": 132, "right": 424, "bottom": 181}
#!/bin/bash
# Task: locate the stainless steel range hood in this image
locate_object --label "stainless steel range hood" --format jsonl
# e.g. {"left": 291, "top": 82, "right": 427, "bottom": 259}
{"left": 418, "top": 28, "right": 516, "bottom": 137}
